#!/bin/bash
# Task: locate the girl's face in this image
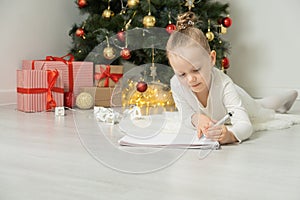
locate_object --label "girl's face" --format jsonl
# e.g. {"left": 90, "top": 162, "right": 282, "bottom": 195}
{"left": 169, "top": 46, "right": 216, "bottom": 93}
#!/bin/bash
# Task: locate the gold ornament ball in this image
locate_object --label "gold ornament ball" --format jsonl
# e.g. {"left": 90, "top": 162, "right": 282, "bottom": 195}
{"left": 218, "top": 25, "right": 227, "bottom": 34}
{"left": 143, "top": 15, "right": 156, "bottom": 28}
{"left": 76, "top": 92, "right": 94, "bottom": 110}
{"left": 127, "top": 0, "right": 139, "bottom": 8}
{"left": 102, "top": 9, "right": 114, "bottom": 18}
{"left": 206, "top": 31, "right": 215, "bottom": 41}
{"left": 221, "top": 26, "right": 227, "bottom": 34}
{"left": 103, "top": 47, "right": 116, "bottom": 60}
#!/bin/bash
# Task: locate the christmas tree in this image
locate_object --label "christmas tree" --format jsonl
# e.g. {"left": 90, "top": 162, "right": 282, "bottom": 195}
{"left": 69, "top": 0, "right": 232, "bottom": 80}
{"left": 68, "top": 0, "right": 232, "bottom": 112}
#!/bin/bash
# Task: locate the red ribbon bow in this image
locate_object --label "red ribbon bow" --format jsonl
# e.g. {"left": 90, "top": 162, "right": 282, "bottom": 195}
{"left": 97, "top": 65, "right": 123, "bottom": 87}
{"left": 17, "top": 70, "right": 64, "bottom": 111}
{"left": 32, "top": 54, "right": 75, "bottom": 108}
{"left": 45, "top": 54, "right": 74, "bottom": 107}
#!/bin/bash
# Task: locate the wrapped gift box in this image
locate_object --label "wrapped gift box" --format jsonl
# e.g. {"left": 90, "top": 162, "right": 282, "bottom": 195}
{"left": 94, "top": 65, "right": 123, "bottom": 87}
{"left": 17, "top": 69, "right": 64, "bottom": 112}
{"left": 22, "top": 55, "right": 93, "bottom": 107}
{"left": 80, "top": 87, "right": 122, "bottom": 107}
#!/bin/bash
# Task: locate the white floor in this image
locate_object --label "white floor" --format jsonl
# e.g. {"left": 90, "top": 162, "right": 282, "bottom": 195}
{"left": 1, "top": 102, "right": 300, "bottom": 200}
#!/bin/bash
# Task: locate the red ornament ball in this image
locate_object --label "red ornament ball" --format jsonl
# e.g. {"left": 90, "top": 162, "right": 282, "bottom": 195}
{"left": 222, "top": 57, "right": 230, "bottom": 69}
{"left": 222, "top": 17, "right": 232, "bottom": 28}
{"left": 117, "top": 30, "right": 125, "bottom": 42}
{"left": 78, "top": 0, "right": 87, "bottom": 8}
{"left": 120, "top": 48, "right": 131, "bottom": 60}
{"left": 166, "top": 23, "right": 176, "bottom": 34}
{"left": 75, "top": 28, "right": 85, "bottom": 37}
{"left": 136, "top": 81, "right": 148, "bottom": 93}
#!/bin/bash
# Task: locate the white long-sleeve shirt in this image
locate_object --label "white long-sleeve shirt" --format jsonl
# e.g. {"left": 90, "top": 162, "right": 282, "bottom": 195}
{"left": 170, "top": 67, "right": 274, "bottom": 142}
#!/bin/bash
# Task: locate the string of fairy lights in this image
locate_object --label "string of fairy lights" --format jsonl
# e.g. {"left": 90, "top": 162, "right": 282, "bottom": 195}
{"left": 75, "top": 0, "right": 232, "bottom": 113}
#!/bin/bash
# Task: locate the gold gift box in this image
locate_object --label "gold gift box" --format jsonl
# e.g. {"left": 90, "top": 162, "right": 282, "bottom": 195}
{"left": 94, "top": 65, "right": 123, "bottom": 88}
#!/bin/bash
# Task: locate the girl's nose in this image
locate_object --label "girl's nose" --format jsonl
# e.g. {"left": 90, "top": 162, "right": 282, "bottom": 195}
{"left": 187, "top": 74, "right": 196, "bottom": 82}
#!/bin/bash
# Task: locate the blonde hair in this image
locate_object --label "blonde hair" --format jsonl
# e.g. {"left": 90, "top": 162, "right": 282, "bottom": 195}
{"left": 166, "top": 12, "right": 211, "bottom": 56}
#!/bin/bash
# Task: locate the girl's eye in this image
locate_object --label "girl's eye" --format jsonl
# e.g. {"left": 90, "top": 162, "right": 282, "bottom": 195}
{"left": 178, "top": 73, "right": 186, "bottom": 77}
{"left": 193, "top": 68, "right": 201, "bottom": 73}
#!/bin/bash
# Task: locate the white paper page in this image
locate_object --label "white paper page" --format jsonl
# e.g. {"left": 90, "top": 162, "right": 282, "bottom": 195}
{"left": 118, "top": 113, "right": 219, "bottom": 149}
{"left": 118, "top": 132, "right": 219, "bottom": 149}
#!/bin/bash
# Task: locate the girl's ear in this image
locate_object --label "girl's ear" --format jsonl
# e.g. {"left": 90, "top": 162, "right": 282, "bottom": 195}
{"left": 210, "top": 50, "right": 216, "bottom": 66}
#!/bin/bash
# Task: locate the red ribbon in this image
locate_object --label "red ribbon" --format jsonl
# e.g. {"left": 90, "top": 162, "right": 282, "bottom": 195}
{"left": 17, "top": 70, "right": 64, "bottom": 110}
{"left": 31, "top": 54, "right": 75, "bottom": 107}
{"left": 96, "top": 65, "right": 123, "bottom": 87}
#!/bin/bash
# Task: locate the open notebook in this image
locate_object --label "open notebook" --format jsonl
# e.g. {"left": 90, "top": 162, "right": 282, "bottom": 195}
{"left": 118, "top": 132, "right": 220, "bottom": 149}
{"left": 117, "top": 113, "right": 220, "bottom": 149}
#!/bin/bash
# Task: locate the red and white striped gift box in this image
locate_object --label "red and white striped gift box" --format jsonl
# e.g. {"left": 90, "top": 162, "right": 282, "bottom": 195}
{"left": 22, "top": 54, "right": 93, "bottom": 107}
{"left": 17, "top": 69, "right": 64, "bottom": 112}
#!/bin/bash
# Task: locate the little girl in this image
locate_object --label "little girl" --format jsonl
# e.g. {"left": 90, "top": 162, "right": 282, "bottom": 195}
{"left": 166, "top": 12, "right": 298, "bottom": 145}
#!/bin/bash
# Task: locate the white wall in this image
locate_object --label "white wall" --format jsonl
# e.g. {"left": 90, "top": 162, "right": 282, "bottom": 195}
{"left": 225, "top": 0, "right": 300, "bottom": 98}
{"left": 0, "top": 0, "right": 80, "bottom": 104}
{"left": 1, "top": 0, "right": 300, "bottom": 104}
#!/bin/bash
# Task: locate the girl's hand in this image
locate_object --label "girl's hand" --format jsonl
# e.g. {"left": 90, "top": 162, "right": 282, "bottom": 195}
{"left": 192, "top": 113, "right": 215, "bottom": 138}
{"left": 205, "top": 123, "right": 224, "bottom": 141}
{"left": 206, "top": 124, "right": 238, "bottom": 144}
